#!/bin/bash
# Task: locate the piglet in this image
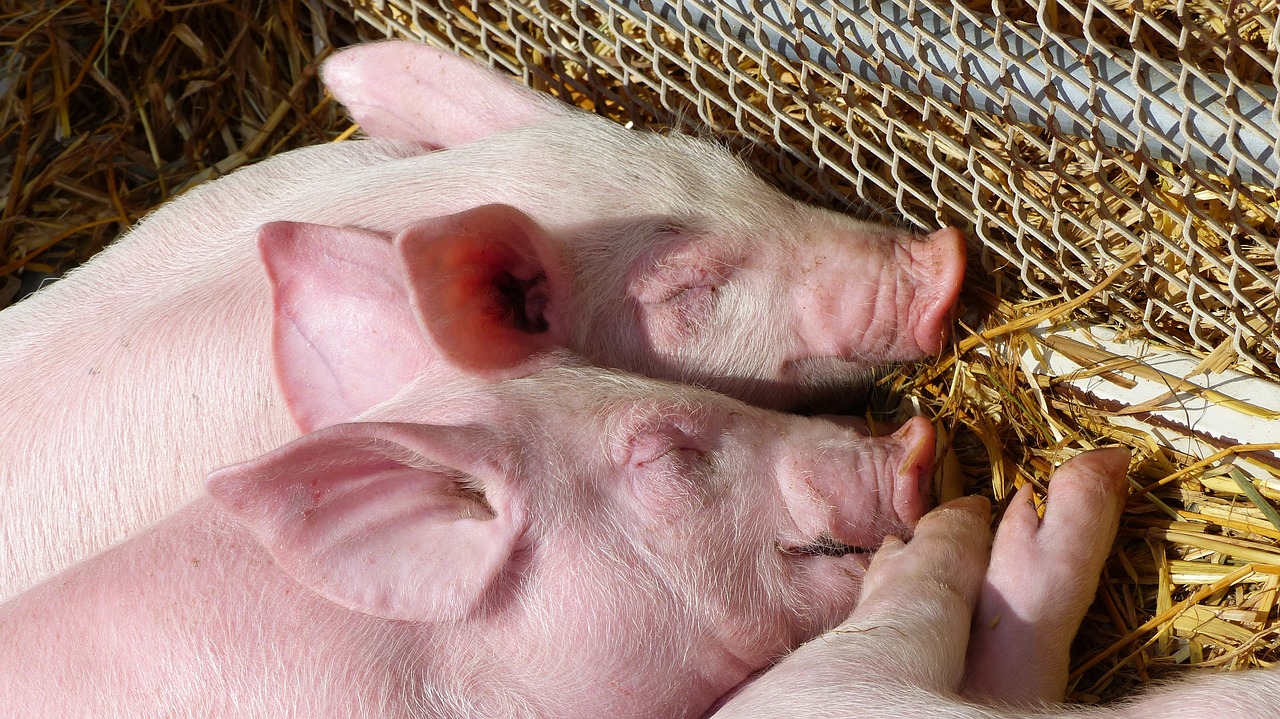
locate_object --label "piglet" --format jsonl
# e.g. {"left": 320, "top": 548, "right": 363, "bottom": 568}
{"left": 0, "top": 283, "right": 939, "bottom": 718}
{"left": 0, "top": 41, "right": 965, "bottom": 600}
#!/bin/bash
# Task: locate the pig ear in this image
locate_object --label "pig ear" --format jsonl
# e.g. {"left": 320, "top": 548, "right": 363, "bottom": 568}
{"left": 208, "top": 421, "right": 524, "bottom": 623}
{"left": 258, "top": 222, "right": 434, "bottom": 432}
{"left": 395, "top": 204, "right": 568, "bottom": 378}
{"left": 321, "top": 40, "right": 571, "bottom": 147}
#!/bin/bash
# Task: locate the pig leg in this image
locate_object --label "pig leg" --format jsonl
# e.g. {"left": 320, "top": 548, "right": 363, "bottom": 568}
{"left": 711, "top": 496, "right": 994, "bottom": 717}
{"left": 837, "top": 495, "right": 994, "bottom": 690}
{"left": 963, "top": 448, "right": 1131, "bottom": 704}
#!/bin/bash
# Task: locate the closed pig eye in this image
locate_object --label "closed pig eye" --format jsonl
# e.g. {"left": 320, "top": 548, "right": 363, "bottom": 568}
{"left": 612, "top": 402, "right": 720, "bottom": 468}
{"left": 615, "top": 414, "right": 720, "bottom": 514}
{"left": 626, "top": 427, "right": 706, "bottom": 470}
{"left": 638, "top": 263, "right": 725, "bottom": 304}
{"left": 635, "top": 263, "right": 730, "bottom": 342}
{"left": 629, "top": 441, "right": 712, "bottom": 518}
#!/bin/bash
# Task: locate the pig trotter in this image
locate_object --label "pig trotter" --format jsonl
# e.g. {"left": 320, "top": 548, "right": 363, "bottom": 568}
{"left": 962, "top": 448, "right": 1130, "bottom": 705}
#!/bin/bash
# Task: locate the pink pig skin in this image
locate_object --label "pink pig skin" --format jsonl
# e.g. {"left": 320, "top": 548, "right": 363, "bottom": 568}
{"left": 0, "top": 41, "right": 965, "bottom": 601}
{"left": 0, "top": 271, "right": 938, "bottom": 717}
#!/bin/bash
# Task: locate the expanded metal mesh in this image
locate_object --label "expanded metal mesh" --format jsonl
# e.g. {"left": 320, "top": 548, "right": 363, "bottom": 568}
{"left": 333, "top": 0, "right": 1280, "bottom": 380}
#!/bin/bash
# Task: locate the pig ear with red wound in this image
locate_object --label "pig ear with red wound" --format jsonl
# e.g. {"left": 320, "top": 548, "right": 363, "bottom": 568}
{"left": 395, "top": 204, "right": 569, "bottom": 379}
{"left": 208, "top": 421, "right": 524, "bottom": 623}
{"left": 320, "top": 40, "right": 571, "bottom": 148}
{"left": 257, "top": 222, "right": 434, "bottom": 433}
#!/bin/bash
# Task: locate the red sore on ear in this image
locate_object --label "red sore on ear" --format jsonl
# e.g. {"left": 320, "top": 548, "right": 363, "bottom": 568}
{"left": 395, "top": 205, "right": 568, "bottom": 378}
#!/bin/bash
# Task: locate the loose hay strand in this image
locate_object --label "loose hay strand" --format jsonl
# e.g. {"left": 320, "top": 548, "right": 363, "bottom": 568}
{"left": 1070, "top": 564, "right": 1263, "bottom": 679}
{"left": 1231, "top": 470, "right": 1280, "bottom": 534}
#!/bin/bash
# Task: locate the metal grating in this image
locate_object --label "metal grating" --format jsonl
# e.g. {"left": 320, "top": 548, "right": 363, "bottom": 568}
{"left": 332, "top": 0, "right": 1280, "bottom": 380}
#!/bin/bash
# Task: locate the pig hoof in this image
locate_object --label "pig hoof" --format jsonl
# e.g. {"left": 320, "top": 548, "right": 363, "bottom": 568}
{"left": 962, "top": 448, "right": 1129, "bottom": 705}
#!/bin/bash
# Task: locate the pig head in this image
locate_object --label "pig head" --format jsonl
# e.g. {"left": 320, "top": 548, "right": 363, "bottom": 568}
{"left": 321, "top": 40, "right": 969, "bottom": 410}
{"left": 195, "top": 370, "right": 934, "bottom": 717}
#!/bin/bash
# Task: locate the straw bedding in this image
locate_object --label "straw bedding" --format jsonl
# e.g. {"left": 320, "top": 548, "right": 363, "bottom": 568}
{"left": 0, "top": 1, "right": 359, "bottom": 287}
{"left": 3, "top": 0, "right": 1277, "bottom": 705}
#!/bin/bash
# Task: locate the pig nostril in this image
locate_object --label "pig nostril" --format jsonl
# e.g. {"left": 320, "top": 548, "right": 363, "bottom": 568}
{"left": 909, "top": 227, "right": 967, "bottom": 356}
{"left": 494, "top": 271, "right": 549, "bottom": 334}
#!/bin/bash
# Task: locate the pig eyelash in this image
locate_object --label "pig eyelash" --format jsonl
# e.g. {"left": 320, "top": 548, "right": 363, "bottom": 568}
{"left": 649, "top": 446, "right": 708, "bottom": 472}
{"left": 642, "top": 262, "right": 728, "bottom": 304}
{"left": 644, "top": 273, "right": 727, "bottom": 344}
{"left": 664, "top": 284, "right": 719, "bottom": 322}
{"left": 608, "top": 401, "right": 722, "bottom": 485}
{"left": 628, "top": 436, "right": 706, "bottom": 470}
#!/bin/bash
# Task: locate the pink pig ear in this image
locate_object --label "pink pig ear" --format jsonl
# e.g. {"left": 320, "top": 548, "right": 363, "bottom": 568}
{"left": 396, "top": 204, "right": 569, "bottom": 378}
{"left": 321, "top": 40, "right": 571, "bottom": 147}
{"left": 209, "top": 421, "right": 524, "bottom": 623}
{"left": 258, "top": 222, "right": 434, "bottom": 432}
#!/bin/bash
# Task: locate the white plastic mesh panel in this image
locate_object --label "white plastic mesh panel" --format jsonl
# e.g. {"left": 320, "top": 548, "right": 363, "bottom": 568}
{"left": 332, "top": 0, "right": 1280, "bottom": 380}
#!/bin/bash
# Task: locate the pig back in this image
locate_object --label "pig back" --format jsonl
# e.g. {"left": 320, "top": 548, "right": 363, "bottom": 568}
{"left": 0, "top": 137, "right": 431, "bottom": 599}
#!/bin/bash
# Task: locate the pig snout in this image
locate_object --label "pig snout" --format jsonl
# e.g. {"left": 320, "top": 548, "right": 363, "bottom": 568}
{"left": 907, "top": 227, "right": 967, "bottom": 355}
{"left": 789, "top": 226, "right": 966, "bottom": 367}
{"left": 777, "top": 416, "right": 935, "bottom": 553}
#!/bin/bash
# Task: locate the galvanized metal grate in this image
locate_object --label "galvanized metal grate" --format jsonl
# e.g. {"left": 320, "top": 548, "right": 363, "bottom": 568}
{"left": 331, "top": 0, "right": 1280, "bottom": 380}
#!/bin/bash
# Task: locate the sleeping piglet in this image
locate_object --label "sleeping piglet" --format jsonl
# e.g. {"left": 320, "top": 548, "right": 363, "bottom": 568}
{"left": 0, "top": 40, "right": 965, "bottom": 599}
{"left": 0, "top": 229, "right": 940, "bottom": 718}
